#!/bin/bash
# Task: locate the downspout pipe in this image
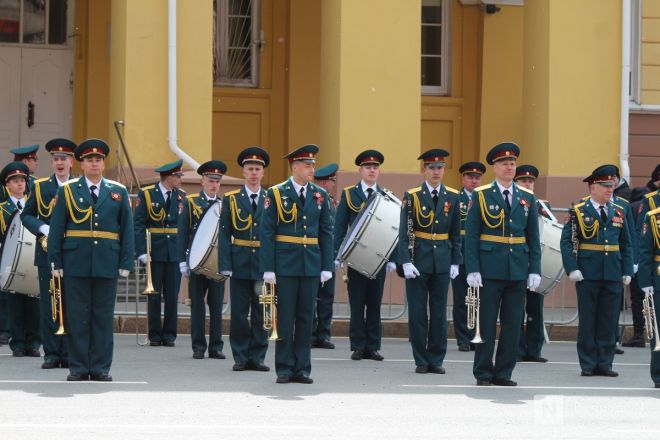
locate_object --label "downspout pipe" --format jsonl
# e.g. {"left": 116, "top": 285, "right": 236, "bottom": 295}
{"left": 620, "top": 0, "right": 631, "bottom": 184}
{"left": 168, "top": 0, "right": 200, "bottom": 170}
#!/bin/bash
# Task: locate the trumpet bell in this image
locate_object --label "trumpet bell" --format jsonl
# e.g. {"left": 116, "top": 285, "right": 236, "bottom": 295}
{"left": 470, "top": 335, "right": 484, "bottom": 344}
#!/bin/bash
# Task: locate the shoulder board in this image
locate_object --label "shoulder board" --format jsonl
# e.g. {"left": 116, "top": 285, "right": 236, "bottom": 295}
{"left": 407, "top": 186, "right": 422, "bottom": 194}
{"left": 581, "top": 195, "right": 589, "bottom": 201}
{"left": 269, "top": 180, "right": 289, "bottom": 191}
{"left": 224, "top": 189, "right": 240, "bottom": 196}
{"left": 104, "top": 179, "right": 126, "bottom": 188}
{"left": 517, "top": 185, "right": 534, "bottom": 195}
{"left": 574, "top": 202, "right": 586, "bottom": 209}
{"left": 645, "top": 190, "right": 659, "bottom": 199}
{"left": 176, "top": 188, "right": 186, "bottom": 195}
{"left": 612, "top": 202, "right": 624, "bottom": 210}
{"left": 35, "top": 177, "right": 50, "bottom": 184}
{"left": 647, "top": 207, "right": 660, "bottom": 216}
{"left": 142, "top": 184, "right": 155, "bottom": 191}
{"left": 614, "top": 195, "right": 629, "bottom": 204}
{"left": 63, "top": 178, "right": 78, "bottom": 186}
{"left": 186, "top": 193, "right": 200, "bottom": 200}
{"left": 474, "top": 184, "right": 491, "bottom": 192}
{"left": 444, "top": 186, "right": 459, "bottom": 194}
{"left": 343, "top": 185, "right": 354, "bottom": 191}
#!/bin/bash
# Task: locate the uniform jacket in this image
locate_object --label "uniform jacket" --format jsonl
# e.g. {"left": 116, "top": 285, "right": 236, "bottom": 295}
{"left": 134, "top": 184, "right": 185, "bottom": 262}
{"left": 398, "top": 182, "right": 462, "bottom": 274}
{"left": 259, "top": 179, "right": 333, "bottom": 276}
{"left": 219, "top": 186, "right": 267, "bottom": 280}
{"left": 464, "top": 181, "right": 541, "bottom": 281}
{"left": 638, "top": 207, "right": 660, "bottom": 290}
{"left": 48, "top": 177, "right": 134, "bottom": 278}
{"left": 0, "top": 198, "right": 19, "bottom": 242}
{"left": 178, "top": 191, "right": 219, "bottom": 264}
{"left": 560, "top": 198, "right": 633, "bottom": 281}
{"left": 334, "top": 182, "right": 383, "bottom": 258}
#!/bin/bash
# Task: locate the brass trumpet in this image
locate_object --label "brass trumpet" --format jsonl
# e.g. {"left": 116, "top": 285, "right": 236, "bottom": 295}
{"left": 643, "top": 292, "right": 660, "bottom": 352}
{"left": 142, "top": 230, "right": 157, "bottom": 295}
{"left": 50, "top": 263, "right": 66, "bottom": 336}
{"left": 39, "top": 235, "right": 48, "bottom": 252}
{"left": 259, "top": 280, "right": 279, "bottom": 341}
{"left": 465, "top": 286, "right": 483, "bottom": 344}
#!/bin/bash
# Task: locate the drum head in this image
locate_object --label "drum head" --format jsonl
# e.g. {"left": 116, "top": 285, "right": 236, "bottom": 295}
{"left": 0, "top": 211, "right": 27, "bottom": 289}
{"left": 537, "top": 216, "right": 565, "bottom": 295}
{"left": 337, "top": 194, "right": 380, "bottom": 260}
{"left": 188, "top": 201, "right": 221, "bottom": 269}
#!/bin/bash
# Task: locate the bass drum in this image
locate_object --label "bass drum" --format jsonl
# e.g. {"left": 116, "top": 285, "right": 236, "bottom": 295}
{"left": 187, "top": 200, "right": 226, "bottom": 281}
{"left": 337, "top": 190, "right": 401, "bottom": 279}
{"left": 538, "top": 216, "right": 565, "bottom": 295}
{"left": 0, "top": 211, "right": 40, "bottom": 297}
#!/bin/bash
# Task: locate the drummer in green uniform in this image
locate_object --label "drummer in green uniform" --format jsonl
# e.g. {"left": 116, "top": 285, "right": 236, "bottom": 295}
{"left": 0, "top": 161, "right": 41, "bottom": 357}
{"left": 178, "top": 160, "right": 227, "bottom": 360}
{"left": 260, "top": 144, "right": 334, "bottom": 384}
{"left": 21, "top": 138, "right": 76, "bottom": 369}
{"left": 312, "top": 163, "right": 339, "bottom": 350}
{"left": 560, "top": 164, "right": 633, "bottom": 377}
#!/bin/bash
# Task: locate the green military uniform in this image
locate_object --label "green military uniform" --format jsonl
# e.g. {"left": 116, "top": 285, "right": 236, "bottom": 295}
{"left": 0, "top": 162, "right": 40, "bottom": 357}
{"left": 134, "top": 160, "right": 185, "bottom": 346}
{"left": 638, "top": 206, "right": 660, "bottom": 387}
{"left": 335, "top": 152, "right": 392, "bottom": 359}
{"left": 560, "top": 165, "right": 633, "bottom": 376}
{"left": 399, "top": 149, "right": 461, "bottom": 373}
{"left": 465, "top": 143, "right": 542, "bottom": 385}
{"left": 48, "top": 139, "right": 134, "bottom": 380}
{"left": 312, "top": 163, "right": 338, "bottom": 349}
{"left": 21, "top": 138, "right": 77, "bottom": 368}
{"left": 178, "top": 160, "right": 227, "bottom": 359}
{"left": 260, "top": 144, "right": 334, "bottom": 383}
{"left": 451, "top": 162, "right": 485, "bottom": 351}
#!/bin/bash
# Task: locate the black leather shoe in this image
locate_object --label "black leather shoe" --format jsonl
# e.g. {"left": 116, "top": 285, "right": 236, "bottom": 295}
{"left": 614, "top": 347, "right": 624, "bottom": 355}
{"left": 595, "top": 369, "right": 619, "bottom": 377}
{"left": 209, "top": 351, "right": 226, "bottom": 359}
{"left": 622, "top": 336, "right": 645, "bottom": 348}
{"left": 12, "top": 349, "right": 25, "bottom": 357}
{"left": 476, "top": 379, "right": 492, "bottom": 386}
{"left": 41, "top": 360, "right": 59, "bottom": 369}
{"left": 351, "top": 351, "right": 363, "bottom": 361}
{"left": 0, "top": 334, "right": 9, "bottom": 345}
{"left": 293, "top": 376, "right": 313, "bottom": 384}
{"left": 492, "top": 378, "right": 517, "bottom": 386}
{"left": 428, "top": 365, "right": 446, "bottom": 374}
{"left": 59, "top": 360, "right": 69, "bottom": 369}
{"left": 90, "top": 373, "right": 113, "bottom": 382}
{"left": 232, "top": 363, "right": 246, "bottom": 371}
{"left": 67, "top": 373, "right": 88, "bottom": 381}
{"left": 25, "top": 349, "right": 41, "bottom": 357}
{"left": 458, "top": 344, "right": 470, "bottom": 352}
{"left": 149, "top": 341, "right": 162, "bottom": 347}
{"left": 276, "top": 375, "right": 291, "bottom": 384}
{"left": 655, "top": 383, "right": 660, "bottom": 388}
{"left": 192, "top": 352, "right": 204, "bottom": 359}
{"left": 162, "top": 341, "right": 175, "bottom": 347}
{"left": 315, "top": 340, "right": 335, "bottom": 349}
{"left": 247, "top": 362, "right": 270, "bottom": 372}
{"left": 415, "top": 366, "right": 428, "bottom": 374}
{"left": 581, "top": 369, "right": 595, "bottom": 377}
{"left": 523, "top": 356, "right": 548, "bottom": 363}
{"left": 365, "top": 350, "right": 384, "bottom": 361}
{"left": 469, "top": 343, "right": 476, "bottom": 351}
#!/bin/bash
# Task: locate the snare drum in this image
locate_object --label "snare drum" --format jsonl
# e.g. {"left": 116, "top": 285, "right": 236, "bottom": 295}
{"left": 337, "top": 190, "right": 401, "bottom": 279}
{"left": 538, "top": 216, "right": 565, "bottom": 295}
{"left": 0, "top": 211, "right": 40, "bottom": 296}
{"left": 187, "top": 200, "right": 226, "bottom": 281}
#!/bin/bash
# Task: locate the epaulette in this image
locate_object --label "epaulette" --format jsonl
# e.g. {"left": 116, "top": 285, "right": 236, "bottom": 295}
{"left": 186, "top": 193, "right": 200, "bottom": 199}
{"left": 35, "top": 177, "right": 50, "bottom": 184}
{"left": 343, "top": 185, "right": 355, "bottom": 191}
{"left": 612, "top": 202, "right": 625, "bottom": 211}
{"left": 647, "top": 207, "right": 660, "bottom": 216}
{"left": 517, "top": 185, "right": 534, "bottom": 195}
{"left": 177, "top": 187, "right": 186, "bottom": 194}
{"left": 574, "top": 202, "right": 586, "bottom": 209}
{"left": 581, "top": 195, "right": 589, "bottom": 201}
{"left": 407, "top": 186, "right": 422, "bottom": 194}
{"left": 474, "top": 183, "right": 491, "bottom": 192}
{"left": 224, "top": 189, "right": 240, "bottom": 196}
{"left": 63, "top": 178, "right": 78, "bottom": 186}
{"left": 645, "top": 190, "right": 658, "bottom": 199}
{"left": 142, "top": 184, "right": 155, "bottom": 191}
{"left": 444, "top": 186, "right": 459, "bottom": 194}
{"left": 614, "top": 195, "right": 629, "bottom": 204}
{"left": 105, "top": 179, "right": 126, "bottom": 188}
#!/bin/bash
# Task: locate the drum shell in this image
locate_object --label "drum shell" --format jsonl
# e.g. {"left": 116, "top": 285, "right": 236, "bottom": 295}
{"left": 537, "top": 216, "right": 565, "bottom": 295}
{"left": 187, "top": 201, "right": 226, "bottom": 281}
{"left": 0, "top": 211, "right": 40, "bottom": 297}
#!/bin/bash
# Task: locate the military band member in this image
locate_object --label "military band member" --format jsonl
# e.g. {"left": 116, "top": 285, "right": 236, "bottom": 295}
{"left": 1, "top": 162, "right": 41, "bottom": 357}
{"left": 260, "top": 144, "right": 334, "bottom": 384}
{"left": 21, "top": 139, "right": 76, "bottom": 369}
{"left": 638, "top": 205, "right": 660, "bottom": 388}
{"left": 335, "top": 151, "right": 395, "bottom": 361}
{"left": 452, "top": 161, "right": 485, "bottom": 352}
{"left": 513, "top": 164, "right": 551, "bottom": 363}
{"left": 399, "top": 149, "right": 461, "bottom": 374}
{"left": 465, "top": 142, "right": 542, "bottom": 386}
{"left": 0, "top": 145, "right": 39, "bottom": 203}
{"left": 220, "top": 147, "right": 271, "bottom": 372}
{"left": 134, "top": 160, "right": 185, "bottom": 347}
{"left": 178, "top": 161, "right": 227, "bottom": 360}
{"left": 312, "top": 163, "right": 339, "bottom": 349}
{"left": 560, "top": 165, "right": 633, "bottom": 378}
{"left": 48, "top": 139, "right": 134, "bottom": 381}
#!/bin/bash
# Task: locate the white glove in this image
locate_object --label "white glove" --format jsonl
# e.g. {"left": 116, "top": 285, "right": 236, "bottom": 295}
{"left": 263, "top": 271, "right": 276, "bottom": 284}
{"left": 466, "top": 272, "right": 483, "bottom": 288}
{"left": 402, "top": 263, "right": 420, "bottom": 279}
{"left": 642, "top": 286, "right": 654, "bottom": 298}
{"left": 568, "top": 270, "right": 584, "bottom": 282}
{"left": 622, "top": 276, "right": 631, "bottom": 286}
{"left": 334, "top": 259, "right": 341, "bottom": 270}
{"left": 39, "top": 224, "right": 50, "bottom": 236}
{"left": 633, "top": 264, "right": 639, "bottom": 274}
{"left": 119, "top": 269, "right": 130, "bottom": 278}
{"left": 179, "top": 262, "right": 190, "bottom": 277}
{"left": 449, "top": 265, "right": 459, "bottom": 280}
{"left": 138, "top": 254, "right": 147, "bottom": 265}
{"left": 527, "top": 273, "right": 542, "bottom": 292}
{"left": 386, "top": 262, "right": 397, "bottom": 273}
{"left": 52, "top": 269, "right": 63, "bottom": 277}
{"left": 220, "top": 270, "right": 232, "bottom": 277}
{"left": 320, "top": 271, "right": 333, "bottom": 284}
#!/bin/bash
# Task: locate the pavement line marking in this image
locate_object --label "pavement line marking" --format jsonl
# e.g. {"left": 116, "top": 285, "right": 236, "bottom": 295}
{"left": 0, "top": 380, "right": 148, "bottom": 384}
{"left": 312, "top": 358, "right": 651, "bottom": 367}
{"left": 400, "top": 384, "right": 657, "bottom": 391}
{"left": 0, "top": 424, "right": 320, "bottom": 430}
